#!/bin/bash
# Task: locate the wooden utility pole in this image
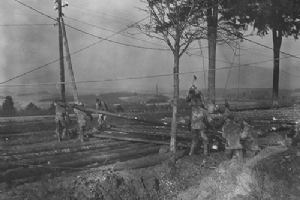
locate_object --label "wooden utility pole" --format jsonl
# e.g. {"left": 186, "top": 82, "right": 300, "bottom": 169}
{"left": 57, "top": 0, "right": 65, "bottom": 102}
{"left": 207, "top": 0, "right": 218, "bottom": 104}
{"left": 61, "top": 18, "right": 79, "bottom": 103}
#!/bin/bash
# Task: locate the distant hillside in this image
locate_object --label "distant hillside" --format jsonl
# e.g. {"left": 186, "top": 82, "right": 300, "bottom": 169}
{"left": 39, "top": 92, "right": 163, "bottom": 107}
{"left": 18, "top": 91, "right": 51, "bottom": 97}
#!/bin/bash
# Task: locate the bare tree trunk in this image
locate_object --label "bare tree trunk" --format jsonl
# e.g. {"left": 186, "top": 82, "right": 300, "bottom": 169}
{"left": 170, "top": 50, "right": 180, "bottom": 155}
{"left": 207, "top": 0, "right": 218, "bottom": 104}
{"left": 272, "top": 29, "right": 282, "bottom": 107}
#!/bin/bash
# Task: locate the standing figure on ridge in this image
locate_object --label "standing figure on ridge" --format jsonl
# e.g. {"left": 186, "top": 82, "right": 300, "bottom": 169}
{"left": 186, "top": 83, "right": 210, "bottom": 156}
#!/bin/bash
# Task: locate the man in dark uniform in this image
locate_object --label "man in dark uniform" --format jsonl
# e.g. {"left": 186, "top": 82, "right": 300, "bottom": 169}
{"left": 186, "top": 85, "right": 210, "bottom": 155}
{"left": 54, "top": 100, "right": 68, "bottom": 142}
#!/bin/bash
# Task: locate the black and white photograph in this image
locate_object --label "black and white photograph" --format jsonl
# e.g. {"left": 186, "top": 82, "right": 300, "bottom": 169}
{"left": 0, "top": 0, "right": 299, "bottom": 199}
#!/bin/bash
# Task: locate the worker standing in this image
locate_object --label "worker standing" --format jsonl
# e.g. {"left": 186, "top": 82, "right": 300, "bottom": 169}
{"left": 222, "top": 115, "right": 243, "bottom": 160}
{"left": 186, "top": 84, "right": 209, "bottom": 156}
{"left": 96, "top": 98, "right": 108, "bottom": 130}
{"left": 74, "top": 102, "right": 93, "bottom": 142}
{"left": 54, "top": 100, "right": 68, "bottom": 142}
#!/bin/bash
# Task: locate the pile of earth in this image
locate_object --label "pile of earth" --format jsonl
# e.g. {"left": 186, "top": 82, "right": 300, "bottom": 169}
{"left": 2, "top": 146, "right": 299, "bottom": 200}
{"left": 1, "top": 152, "right": 225, "bottom": 200}
{"left": 177, "top": 146, "right": 300, "bottom": 200}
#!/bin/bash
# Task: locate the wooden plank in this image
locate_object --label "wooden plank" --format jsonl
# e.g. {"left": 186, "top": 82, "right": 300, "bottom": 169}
{"left": 0, "top": 144, "right": 160, "bottom": 182}
{"left": 1, "top": 138, "right": 109, "bottom": 156}
{"left": 1, "top": 140, "right": 130, "bottom": 161}
{"left": 93, "top": 132, "right": 188, "bottom": 147}
{"left": 0, "top": 143, "right": 152, "bottom": 172}
{"left": 57, "top": 144, "right": 159, "bottom": 168}
{"left": 100, "top": 150, "right": 186, "bottom": 171}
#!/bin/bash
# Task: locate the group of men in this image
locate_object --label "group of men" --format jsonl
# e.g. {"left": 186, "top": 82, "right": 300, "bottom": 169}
{"left": 186, "top": 84, "right": 259, "bottom": 159}
{"left": 54, "top": 98, "right": 108, "bottom": 142}
{"left": 54, "top": 83, "right": 258, "bottom": 158}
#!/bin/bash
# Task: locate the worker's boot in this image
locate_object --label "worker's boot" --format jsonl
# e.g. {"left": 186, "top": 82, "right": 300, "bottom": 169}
{"left": 56, "top": 130, "right": 61, "bottom": 142}
{"left": 233, "top": 149, "right": 243, "bottom": 162}
{"left": 78, "top": 134, "right": 84, "bottom": 142}
{"left": 201, "top": 131, "right": 209, "bottom": 156}
{"left": 62, "top": 128, "right": 68, "bottom": 140}
{"left": 203, "top": 141, "right": 209, "bottom": 156}
{"left": 189, "top": 138, "right": 198, "bottom": 156}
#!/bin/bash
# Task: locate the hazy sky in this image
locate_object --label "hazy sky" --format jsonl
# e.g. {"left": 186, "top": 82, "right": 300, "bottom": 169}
{"left": 1, "top": 0, "right": 300, "bottom": 97}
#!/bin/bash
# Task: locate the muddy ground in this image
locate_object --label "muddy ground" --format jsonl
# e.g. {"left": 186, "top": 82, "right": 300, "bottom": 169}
{"left": 1, "top": 107, "right": 300, "bottom": 200}
{"left": 1, "top": 144, "right": 299, "bottom": 200}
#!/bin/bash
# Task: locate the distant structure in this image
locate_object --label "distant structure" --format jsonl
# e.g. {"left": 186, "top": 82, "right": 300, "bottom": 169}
{"left": 156, "top": 83, "right": 159, "bottom": 96}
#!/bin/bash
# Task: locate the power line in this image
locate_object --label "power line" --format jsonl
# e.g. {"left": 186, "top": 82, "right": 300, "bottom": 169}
{"left": 9, "top": 0, "right": 300, "bottom": 86}
{"left": 220, "top": 27, "right": 300, "bottom": 60}
{"left": 0, "top": 23, "right": 55, "bottom": 27}
{"left": 67, "top": 4, "right": 135, "bottom": 24}
{"left": 64, "top": 15, "right": 167, "bottom": 48}
{"left": 63, "top": 22, "right": 169, "bottom": 50}
{"left": 0, "top": 62, "right": 294, "bottom": 88}
{"left": 13, "top": 0, "right": 169, "bottom": 51}
{"left": 1, "top": 1, "right": 164, "bottom": 85}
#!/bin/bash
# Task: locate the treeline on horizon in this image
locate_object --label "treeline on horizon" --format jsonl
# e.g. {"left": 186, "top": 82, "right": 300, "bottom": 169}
{"left": 0, "top": 96, "right": 55, "bottom": 117}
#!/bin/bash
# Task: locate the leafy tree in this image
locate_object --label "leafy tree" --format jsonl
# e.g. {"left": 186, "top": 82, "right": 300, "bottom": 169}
{"left": 222, "top": 0, "right": 300, "bottom": 106}
{"left": 139, "top": 0, "right": 207, "bottom": 155}
{"left": 2, "top": 96, "right": 16, "bottom": 116}
{"left": 24, "top": 102, "right": 41, "bottom": 115}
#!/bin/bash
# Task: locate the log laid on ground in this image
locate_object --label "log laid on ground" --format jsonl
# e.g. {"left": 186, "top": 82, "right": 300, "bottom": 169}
{"left": 245, "top": 146, "right": 288, "bottom": 168}
{"left": 2, "top": 140, "right": 130, "bottom": 161}
{"left": 0, "top": 144, "right": 160, "bottom": 182}
{"left": 0, "top": 141, "right": 133, "bottom": 171}
{"left": 100, "top": 150, "right": 187, "bottom": 171}
{"left": 60, "top": 102, "right": 170, "bottom": 127}
{"left": 57, "top": 144, "right": 160, "bottom": 168}
{"left": 0, "top": 130, "right": 54, "bottom": 138}
{"left": 1, "top": 137, "right": 111, "bottom": 156}
{"left": 93, "top": 131, "right": 188, "bottom": 147}
{"left": 110, "top": 127, "right": 191, "bottom": 138}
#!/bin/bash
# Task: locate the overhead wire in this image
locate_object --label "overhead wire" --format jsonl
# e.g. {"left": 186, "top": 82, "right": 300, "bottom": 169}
{"left": 220, "top": 27, "right": 300, "bottom": 60}
{"left": 12, "top": 0, "right": 169, "bottom": 51}
{"left": 8, "top": 0, "right": 300, "bottom": 87}
{"left": 67, "top": 4, "right": 135, "bottom": 24}
{"left": 0, "top": 23, "right": 55, "bottom": 27}
{"left": 1, "top": 0, "right": 165, "bottom": 85}
{"left": 64, "top": 15, "right": 167, "bottom": 48}
{"left": 0, "top": 62, "right": 293, "bottom": 88}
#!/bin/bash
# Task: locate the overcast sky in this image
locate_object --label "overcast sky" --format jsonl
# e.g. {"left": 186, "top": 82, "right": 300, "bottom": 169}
{"left": 1, "top": 0, "right": 300, "bottom": 97}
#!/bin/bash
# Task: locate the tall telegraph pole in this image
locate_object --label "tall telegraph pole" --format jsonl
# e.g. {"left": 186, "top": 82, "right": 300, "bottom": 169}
{"left": 57, "top": 0, "right": 65, "bottom": 102}
{"left": 61, "top": 17, "right": 79, "bottom": 103}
